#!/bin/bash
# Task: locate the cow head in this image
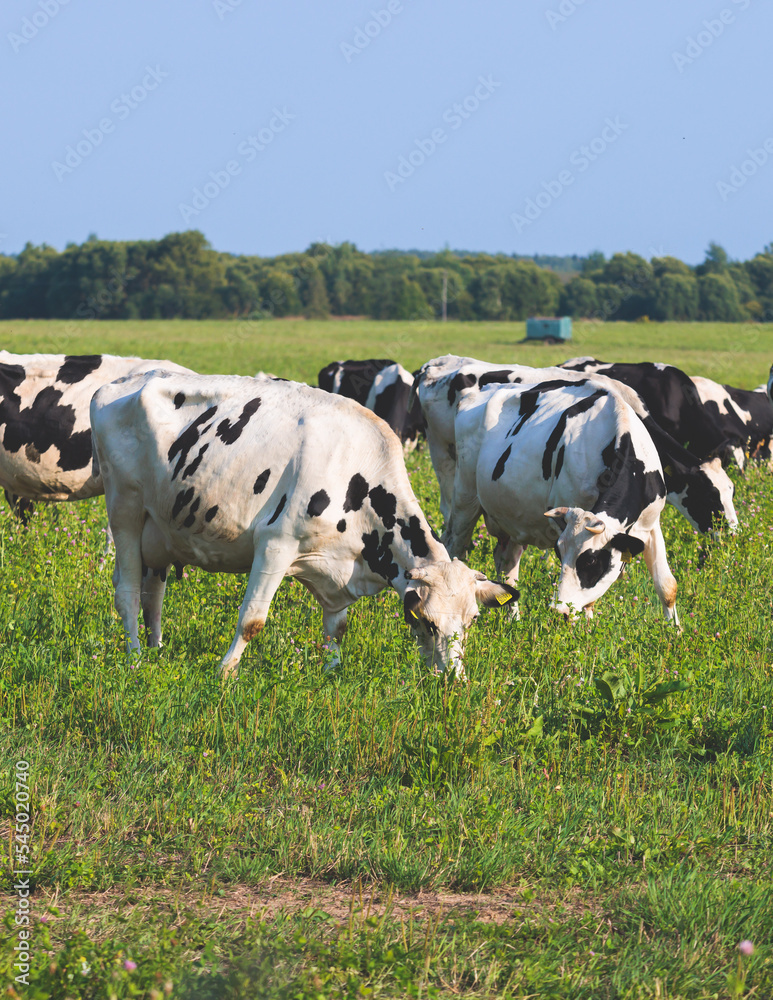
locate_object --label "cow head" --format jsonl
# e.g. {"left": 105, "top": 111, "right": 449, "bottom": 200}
{"left": 402, "top": 559, "right": 517, "bottom": 677}
{"left": 544, "top": 507, "right": 646, "bottom": 617}
{"left": 666, "top": 458, "right": 737, "bottom": 534}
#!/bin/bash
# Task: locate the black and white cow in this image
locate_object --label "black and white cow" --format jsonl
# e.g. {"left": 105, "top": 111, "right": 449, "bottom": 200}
{"left": 768, "top": 364, "right": 773, "bottom": 406}
{"left": 444, "top": 379, "right": 678, "bottom": 623}
{"left": 688, "top": 375, "right": 773, "bottom": 468}
{"left": 90, "top": 371, "right": 515, "bottom": 678}
{"left": 414, "top": 355, "right": 738, "bottom": 535}
{"left": 0, "top": 351, "right": 193, "bottom": 521}
{"left": 559, "top": 358, "right": 737, "bottom": 465}
{"left": 318, "top": 358, "right": 424, "bottom": 451}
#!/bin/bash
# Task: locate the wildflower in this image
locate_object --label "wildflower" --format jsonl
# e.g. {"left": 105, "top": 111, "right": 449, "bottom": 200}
{"left": 739, "top": 940, "right": 754, "bottom": 957}
{"left": 124, "top": 960, "right": 137, "bottom": 971}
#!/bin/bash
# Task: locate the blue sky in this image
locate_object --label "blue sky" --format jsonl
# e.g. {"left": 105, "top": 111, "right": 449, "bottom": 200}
{"left": 2, "top": 0, "right": 770, "bottom": 262}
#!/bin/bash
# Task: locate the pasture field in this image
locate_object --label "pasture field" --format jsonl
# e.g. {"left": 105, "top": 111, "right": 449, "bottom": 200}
{"left": 1, "top": 320, "right": 772, "bottom": 999}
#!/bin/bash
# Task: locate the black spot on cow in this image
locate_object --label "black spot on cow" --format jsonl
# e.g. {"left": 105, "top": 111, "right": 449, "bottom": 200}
{"left": 344, "top": 473, "right": 369, "bottom": 512}
{"left": 361, "top": 529, "right": 398, "bottom": 580}
{"left": 447, "top": 372, "right": 477, "bottom": 405}
{"left": 543, "top": 389, "right": 607, "bottom": 480}
{"left": 369, "top": 484, "right": 397, "bottom": 528}
{"left": 573, "top": 361, "right": 733, "bottom": 463}
{"left": 608, "top": 534, "right": 645, "bottom": 560}
{"left": 307, "top": 490, "right": 330, "bottom": 517}
{"left": 554, "top": 444, "right": 565, "bottom": 478}
{"left": 216, "top": 397, "right": 262, "bottom": 445}
{"left": 507, "top": 389, "right": 541, "bottom": 438}
{"left": 168, "top": 405, "right": 218, "bottom": 479}
{"left": 267, "top": 493, "right": 287, "bottom": 525}
{"left": 478, "top": 370, "right": 513, "bottom": 388}
{"left": 56, "top": 355, "right": 102, "bottom": 384}
{"left": 253, "top": 468, "right": 271, "bottom": 494}
{"left": 182, "top": 443, "right": 209, "bottom": 480}
{"left": 403, "top": 589, "right": 423, "bottom": 627}
{"left": 561, "top": 358, "right": 603, "bottom": 372}
{"left": 172, "top": 487, "right": 195, "bottom": 519}
{"left": 318, "top": 359, "right": 395, "bottom": 404}
{"left": 532, "top": 378, "right": 589, "bottom": 393}
{"left": 679, "top": 474, "right": 722, "bottom": 533}
{"left": 397, "top": 515, "right": 429, "bottom": 557}
{"left": 595, "top": 432, "right": 665, "bottom": 525}
{"left": 183, "top": 497, "right": 201, "bottom": 528}
{"left": 0, "top": 363, "right": 26, "bottom": 406}
{"left": 337, "top": 518, "right": 346, "bottom": 532}
{"left": 492, "top": 444, "right": 512, "bottom": 481}
{"left": 575, "top": 547, "right": 613, "bottom": 589}
{"left": 0, "top": 379, "right": 92, "bottom": 472}
{"left": 174, "top": 392, "right": 186, "bottom": 409}
{"left": 205, "top": 505, "right": 219, "bottom": 522}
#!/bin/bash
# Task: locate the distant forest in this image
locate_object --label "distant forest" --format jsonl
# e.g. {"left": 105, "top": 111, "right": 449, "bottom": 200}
{"left": 2, "top": 231, "right": 772, "bottom": 323}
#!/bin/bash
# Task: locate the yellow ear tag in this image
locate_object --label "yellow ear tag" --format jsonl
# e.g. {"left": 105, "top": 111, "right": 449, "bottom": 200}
{"left": 497, "top": 592, "right": 513, "bottom": 605}
{"left": 411, "top": 609, "right": 419, "bottom": 619}
{"left": 664, "top": 464, "right": 673, "bottom": 476}
{"left": 622, "top": 550, "right": 633, "bottom": 564}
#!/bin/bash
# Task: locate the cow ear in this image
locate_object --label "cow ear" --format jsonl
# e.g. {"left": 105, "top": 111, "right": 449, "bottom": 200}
{"left": 608, "top": 533, "right": 645, "bottom": 562}
{"left": 403, "top": 589, "right": 424, "bottom": 626}
{"left": 476, "top": 579, "right": 519, "bottom": 609}
{"left": 544, "top": 507, "right": 569, "bottom": 531}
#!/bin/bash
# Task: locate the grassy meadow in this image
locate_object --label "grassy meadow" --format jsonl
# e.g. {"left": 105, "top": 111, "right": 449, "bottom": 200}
{"left": 1, "top": 319, "right": 773, "bottom": 999}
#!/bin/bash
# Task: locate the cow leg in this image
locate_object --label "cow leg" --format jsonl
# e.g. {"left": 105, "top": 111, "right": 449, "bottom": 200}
{"left": 111, "top": 522, "right": 145, "bottom": 653}
{"left": 425, "top": 432, "right": 456, "bottom": 524}
{"left": 4, "top": 490, "right": 35, "bottom": 527}
{"left": 321, "top": 607, "right": 348, "bottom": 670}
{"left": 642, "top": 523, "right": 680, "bottom": 628}
{"left": 493, "top": 538, "right": 524, "bottom": 620}
{"left": 141, "top": 567, "right": 168, "bottom": 647}
{"left": 220, "top": 540, "right": 298, "bottom": 679}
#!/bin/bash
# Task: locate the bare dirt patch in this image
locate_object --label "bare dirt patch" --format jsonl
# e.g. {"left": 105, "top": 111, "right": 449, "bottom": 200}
{"left": 37, "top": 878, "right": 606, "bottom": 936}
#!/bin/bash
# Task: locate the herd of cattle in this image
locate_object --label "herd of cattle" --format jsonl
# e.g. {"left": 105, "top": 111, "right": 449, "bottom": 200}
{"left": 1, "top": 348, "right": 772, "bottom": 679}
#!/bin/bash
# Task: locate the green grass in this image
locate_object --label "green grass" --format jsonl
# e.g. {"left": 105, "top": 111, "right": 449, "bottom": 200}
{"left": 2, "top": 316, "right": 773, "bottom": 387}
{"left": 1, "top": 320, "right": 772, "bottom": 997}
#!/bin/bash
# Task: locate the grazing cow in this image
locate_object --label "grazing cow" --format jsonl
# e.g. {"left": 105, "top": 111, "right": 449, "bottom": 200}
{"left": 689, "top": 375, "right": 773, "bottom": 468}
{"left": 559, "top": 358, "right": 736, "bottom": 464}
{"left": 444, "top": 379, "right": 678, "bottom": 623}
{"left": 414, "top": 355, "right": 737, "bottom": 535}
{"left": 0, "top": 351, "right": 193, "bottom": 521}
{"left": 318, "top": 358, "right": 424, "bottom": 450}
{"left": 768, "top": 364, "right": 773, "bottom": 406}
{"left": 90, "top": 371, "right": 515, "bottom": 678}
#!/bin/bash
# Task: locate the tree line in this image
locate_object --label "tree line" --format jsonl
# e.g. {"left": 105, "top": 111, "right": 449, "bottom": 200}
{"left": 1, "top": 232, "right": 771, "bottom": 323}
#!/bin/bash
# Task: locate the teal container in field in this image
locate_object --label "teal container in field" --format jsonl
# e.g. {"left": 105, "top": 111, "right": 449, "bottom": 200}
{"left": 526, "top": 316, "right": 572, "bottom": 342}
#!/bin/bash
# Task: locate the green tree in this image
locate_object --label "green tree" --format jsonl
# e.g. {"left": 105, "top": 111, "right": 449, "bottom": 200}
{"left": 597, "top": 253, "right": 654, "bottom": 319}
{"left": 650, "top": 274, "right": 699, "bottom": 321}
{"left": 651, "top": 255, "right": 693, "bottom": 279}
{"left": 697, "top": 241, "right": 729, "bottom": 275}
{"left": 303, "top": 267, "right": 331, "bottom": 319}
{"left": 697, "top": 273, "right": 745, "bottom": 321}
{"left": 560, "top": 277, "right": 599, "bottom": 317}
